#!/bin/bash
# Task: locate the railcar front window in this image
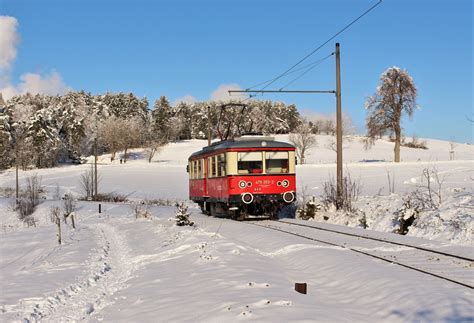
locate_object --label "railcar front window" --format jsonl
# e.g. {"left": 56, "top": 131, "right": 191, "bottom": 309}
{"left": 265, "top": 151, "right": 289, "bottom": 174}
{"left": 238, "top": 152, "right": 263, "bottom": 174}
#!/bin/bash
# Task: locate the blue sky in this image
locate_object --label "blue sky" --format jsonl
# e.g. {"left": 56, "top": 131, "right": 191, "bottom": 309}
{"left": 0, "top": 0, "right": 472, "bottom": 143}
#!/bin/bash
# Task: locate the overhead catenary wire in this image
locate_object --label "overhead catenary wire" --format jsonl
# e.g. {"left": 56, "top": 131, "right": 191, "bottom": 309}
{"left": 234, "top": 53, "right": 334, "bottom": 102}
{"left": 242, "top": 0, "right": 383, "bottom": 99}
{"left": 279, "top": 52, "right": 334, "bottom": 91}
{"left": 244, "top": 52, "right": 335, "bottom": 91}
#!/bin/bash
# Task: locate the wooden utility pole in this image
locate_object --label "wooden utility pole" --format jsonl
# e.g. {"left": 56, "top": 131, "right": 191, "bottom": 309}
{"left": 207, "top": 106, "right": 211, "bottom": 146}
{"left": 335, "top": 43, "right": 343, "bottom": 208}
{"left": 94, "top": 137, "right": 98, "bottom": 199}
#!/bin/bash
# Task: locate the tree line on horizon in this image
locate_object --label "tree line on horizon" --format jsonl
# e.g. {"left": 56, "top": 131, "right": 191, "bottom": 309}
{"left": 0, "top": 66, "right": 420, "bottom": 170}
{"left": 0, "top": 92, "right": 305, "bottom": 169}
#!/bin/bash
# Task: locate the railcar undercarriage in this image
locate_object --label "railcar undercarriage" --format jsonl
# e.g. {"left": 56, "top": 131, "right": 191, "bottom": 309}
{"left": 197, "top": 195, "right": 295, "bottom": 220}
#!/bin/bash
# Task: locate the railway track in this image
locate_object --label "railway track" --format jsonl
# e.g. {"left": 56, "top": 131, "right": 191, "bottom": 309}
{"left": 248, "top": 220, "right": 474, "bottom": 289}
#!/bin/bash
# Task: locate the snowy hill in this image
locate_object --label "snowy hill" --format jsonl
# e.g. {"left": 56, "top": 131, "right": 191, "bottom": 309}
{"left": 0, "top": 135, "right": 473, "bottom": 321}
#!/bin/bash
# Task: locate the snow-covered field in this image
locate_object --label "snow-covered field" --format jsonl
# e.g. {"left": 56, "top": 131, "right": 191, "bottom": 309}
{"left": 0, "top": 135, "right": 473, "bottom": 321}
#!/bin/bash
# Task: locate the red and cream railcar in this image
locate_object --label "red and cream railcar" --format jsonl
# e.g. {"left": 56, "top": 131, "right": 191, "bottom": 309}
{"left": 188, "top": 136, "right": 296, "bottom": 219}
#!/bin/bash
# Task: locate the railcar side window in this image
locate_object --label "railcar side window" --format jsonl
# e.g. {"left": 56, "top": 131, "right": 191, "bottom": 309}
{"left": 197, "top": 159, "right": 202, "bottom": 179}
{"left": 192, "top": 161, "right": 198, "bottom": 179}
{"left": 238, "top": 152, "right": 263, "bottom": 174}
{"left": 217, "top": 154, "right": 226, "bottom": 177}
{"left": 265, "top": 151, "right": 289, "bottom": 174}
{"left": 208, "top": 156, "right": 217, "bottom": 178}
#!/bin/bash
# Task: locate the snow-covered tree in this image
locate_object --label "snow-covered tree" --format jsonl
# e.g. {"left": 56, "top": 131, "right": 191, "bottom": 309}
{"left": 99, "top": 116, "right": 127, "bottom": 161}
{"left": 173, "top": 102, "right": 193, "bottom": 140}
{"left": 175, "top": 202, "right": 194, "bottom": 226}
{"left": 122, "top": 117, "right": 144, "bottom": 162}
{"left": 365, "top": 66, "right": 418, "bottom": 162}
{"left": 289, "top": 120, "right": 316, "bottom": 164}
{"left": 151, "top": 96, "right": 173, "bottom": 142}
{"left": 27, "top": 102, "right": 62, "bottom": 168}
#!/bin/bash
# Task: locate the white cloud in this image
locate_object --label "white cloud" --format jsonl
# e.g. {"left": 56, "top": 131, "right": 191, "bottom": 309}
{"left": 1, "top": 71, "right": 72, "bottom": 100}
{"left": 210, "top": 83, "right": 246, "bottom": 102}
{"left": 174, "top": 94, "right": 197, "bottom": 105}
{"left": 18, "top": 71, "right": 71, "bottom": 96}
{"left": 0, "top": 16, "right": 19, "bottom": 72}
{"left": 0, "top": 16, "right": 72, "bottom": 101}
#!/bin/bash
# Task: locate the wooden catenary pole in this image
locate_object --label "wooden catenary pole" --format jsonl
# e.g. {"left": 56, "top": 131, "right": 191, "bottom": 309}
{"left": 335, "top": 43, "right": 343, "bottom": 208}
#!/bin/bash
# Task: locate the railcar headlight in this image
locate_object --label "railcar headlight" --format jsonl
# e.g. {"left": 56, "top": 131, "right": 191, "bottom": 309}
{"left": 281, "top": 179, "right": 290, "bottom": 188}
{"left": 283, "top": 191, "right": 295, "bottom": 203}
{"left": 242, "top": 193, "right": 254, "bottom": 204}
{"left": 239, "top": 180, "right": 247, "bottom": 189}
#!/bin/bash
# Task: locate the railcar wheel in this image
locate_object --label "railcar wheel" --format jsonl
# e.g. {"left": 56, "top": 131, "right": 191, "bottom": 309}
{"left": 200, "top": 202, "right": 211, "bottom": 215}
{"left": 209, "top": 203, "right": 217, "bottom": 217}
{"left": 211, "top": 203, "right": 231, "bottom": 218}
{"left": 230, "top": 208, "right": 243, "bottom": 220}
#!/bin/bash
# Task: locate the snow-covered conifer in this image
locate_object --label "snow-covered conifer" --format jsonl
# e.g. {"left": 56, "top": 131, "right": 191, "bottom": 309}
{"left": 175, "top": 202, "right": 194, "bottom": 226}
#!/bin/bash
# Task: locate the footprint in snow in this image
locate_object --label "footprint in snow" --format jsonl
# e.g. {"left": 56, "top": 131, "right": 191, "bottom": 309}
{"left": 84, "top": 303, "right": 94, "bottom": 315}
{"left": 274, "top": 300, "right": 292, "bottom": 306}
{"left": 253, "top": 299, "right": 271, "bottom": 307}
{"left": 247, "top": 282, "right": 270, "bottom": 288}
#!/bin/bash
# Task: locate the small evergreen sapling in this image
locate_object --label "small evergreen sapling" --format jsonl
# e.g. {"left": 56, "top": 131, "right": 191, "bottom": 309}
{"left": 175, "top": 202, "right": 194, "bottom": 226}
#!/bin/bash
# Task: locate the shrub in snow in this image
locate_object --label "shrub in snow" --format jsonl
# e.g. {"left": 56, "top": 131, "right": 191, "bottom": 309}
{"left": 175, "top": 202, "right": 194, "bottom": 226}
{"left": 130, "top": 202, "right": 152, "bottom": 220}
{"left": 142, "top": 198, "right": 177, "bottom": 206}
{"left": 402, "top": 135, "right": 428, "bottom": 150}
{"left": 79, "top": 165, "right": 95, "bottom": 200}
{"left": 322, "top": 174, "right": 361, "bottom": 212}
{"left": 358, "top": 211, "right": 368, "bottom": 229}
{"left": 16, "top": 174, "right": 43, "bottom": 225}
{"left": 93, "top": 192, "right": 128, "bottom": 203}
{"left": 297, "top": 199, "right": 321, "bottom": 220}
{"left": 417, "top": 167, "right": 445, "bottom": 209}
{"left": 394, "top": 190, "right": 429, "bottom": 235}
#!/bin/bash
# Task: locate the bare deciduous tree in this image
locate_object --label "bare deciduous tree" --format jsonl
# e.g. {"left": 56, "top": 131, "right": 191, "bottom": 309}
{"left": 289, "top": 121, "right": 316, "bottom": 165}
{"left": 365, "top": 67, "right": 418, "bottom": 162}
{"left": 122, "top": 117, "right": 144, "bottom": 163}
{"left": 98, "top": 116, "right": 127, "bottom": 162}
{"left": 80, "top": 165, "right": 96, "bottom": 199}
{"left": 144, "top": 139, "right": 164, "bottom": 163}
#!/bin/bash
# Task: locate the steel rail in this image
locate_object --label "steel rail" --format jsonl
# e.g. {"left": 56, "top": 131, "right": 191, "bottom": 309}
{"left": 278, "top": 220, "right": 474, "bottom": 262}
{"left": 247, "top": 222, "right": 473, "bottom": 290}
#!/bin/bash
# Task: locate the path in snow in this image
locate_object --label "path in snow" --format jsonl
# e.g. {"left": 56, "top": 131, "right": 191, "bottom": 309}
{"left": 21, "top": 221, "right": 135, "bottom": 322}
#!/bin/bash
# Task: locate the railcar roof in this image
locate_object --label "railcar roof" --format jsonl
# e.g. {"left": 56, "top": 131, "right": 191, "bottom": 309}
{"left": 189, "top": 139, "right": 295, "bottom": 159}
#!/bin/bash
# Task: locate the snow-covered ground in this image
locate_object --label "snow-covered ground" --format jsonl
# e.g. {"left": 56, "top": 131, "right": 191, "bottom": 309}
{"left": 0, "top": 135, "right": 473, "bottom": 321}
